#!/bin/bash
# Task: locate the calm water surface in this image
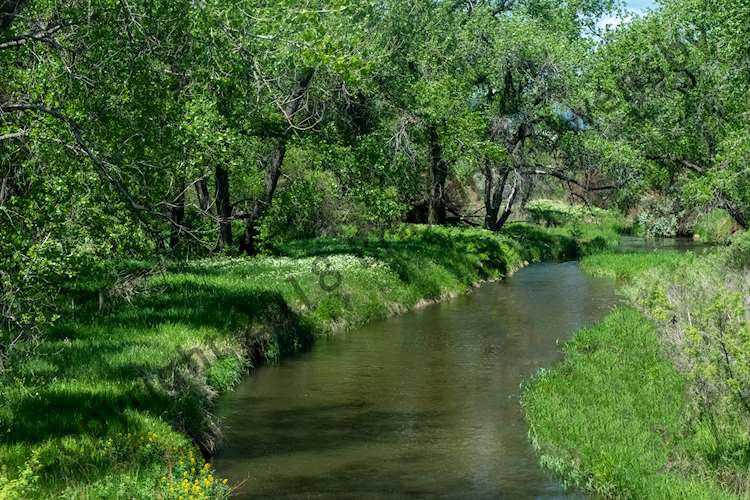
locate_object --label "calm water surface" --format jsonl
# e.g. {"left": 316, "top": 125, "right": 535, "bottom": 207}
{"left": 215, "top": 260, "right": 623, "bottom": 499}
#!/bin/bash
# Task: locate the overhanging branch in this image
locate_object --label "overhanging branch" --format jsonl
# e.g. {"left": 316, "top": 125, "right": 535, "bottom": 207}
{"left": 0, "top": 21, "right": 69, "bottom": 50}
{"left": 528, "top": 168, "right": 618, "bottom": 192}
{"left": 0, "top": 103, "right": 156, "bottom": 216}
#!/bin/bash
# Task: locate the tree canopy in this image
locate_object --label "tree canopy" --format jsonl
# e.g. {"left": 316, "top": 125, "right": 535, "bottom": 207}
{"left": 1, "top": 0, "right": 748, "bottom": 347}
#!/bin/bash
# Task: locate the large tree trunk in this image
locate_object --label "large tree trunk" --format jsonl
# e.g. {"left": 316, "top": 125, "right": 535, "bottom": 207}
{"left": 483, "top": 165, "right": 519, "bottom": 232}
{"left": 428, "top": 125, "right": 448, "bottom": 225}
{"left": 195, "top": 176, "right": 211, "bottom": 213}
{"left": 484, "top": 131, "right": 527, "bottom": 231}
{"left": 494, "top": 176, "right": 519, "bottom": 229}
{"left": 724, "top": 199, "right": 749, "bottom": 229}
{"left": 239, "top": 69, "right": 314, "bottom": 255}
{"left": 215, "top": 165, "right": 232, "bottom": 249}
{"left": 0, "top": 174, "right": 9, "bottom": 206}
{"left": 484, "top": 163, "right": 509, "bottom": 231}
{"left": 169, "top": 181, "right": 186, "bottom": 251}
{"left": 239, "top": 142, "right": 285, "bottom": 255}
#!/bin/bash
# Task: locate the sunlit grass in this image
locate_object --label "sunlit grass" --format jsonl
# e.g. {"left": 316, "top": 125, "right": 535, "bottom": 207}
{"left": 581, "top": 250, "right": 694, "bottom": 281}
{"left": 522, "top": 309, "right": 735, "bottom": 499}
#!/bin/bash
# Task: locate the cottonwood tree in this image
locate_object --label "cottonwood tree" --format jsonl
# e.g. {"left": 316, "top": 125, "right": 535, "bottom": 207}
{"left": 464, "top": 0, "right": 616, "bottom": 230}
{"left": 591, "top": 0, "right": 750, "bottom": 227}
{"left": 0, "top": 0, "right": 226, "bottom": 351}
{"left": 211, "top": 0, "right": 377, "bottom": 254}
{"left": 371, "top": 0, "right": 493, "bottom": 225}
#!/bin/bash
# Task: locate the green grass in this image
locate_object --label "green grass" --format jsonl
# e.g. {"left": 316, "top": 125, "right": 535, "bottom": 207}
{"left": 524, "top": 241, "right": 750, "bottom": 498}
{"left": 502, "top": 222, "right": 621, "bottom": 261}
{"left": 526, "top": 199, "right": 631, "bottom": 234}
{"left": 0, "top": 223, "right": 620, "bottom": 499}
{"left": 522, "top": 309, "right": 734, "bottom": 499}
{"left": 694, "top": 209, "right": 738, "bottom": 244}
{"left": 581, "top": 250, "right": 694, "bottom": 281}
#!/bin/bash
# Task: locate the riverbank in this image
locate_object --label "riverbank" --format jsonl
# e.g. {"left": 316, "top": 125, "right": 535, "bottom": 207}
{"left": 0, "top": 222, "right": 620, "bottom": 499}
{"left": 522, "top": 233, "right": 750, "bottom": 499}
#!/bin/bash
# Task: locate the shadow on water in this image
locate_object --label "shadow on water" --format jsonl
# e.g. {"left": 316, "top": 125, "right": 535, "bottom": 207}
{"left": 215, "top": 260, "right": 623, "bottom": 499}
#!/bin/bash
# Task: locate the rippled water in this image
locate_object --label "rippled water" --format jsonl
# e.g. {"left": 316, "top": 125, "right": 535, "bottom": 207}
{"left": 215, "top": 260, "right": 622, "bottom": 499}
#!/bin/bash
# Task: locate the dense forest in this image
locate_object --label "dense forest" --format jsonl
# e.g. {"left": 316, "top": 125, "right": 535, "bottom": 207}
{"left": 1, "top": 0, "right": 749, "bottom": 498}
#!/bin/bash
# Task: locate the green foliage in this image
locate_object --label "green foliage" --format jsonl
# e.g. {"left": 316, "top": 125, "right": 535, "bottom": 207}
{"left": 257, "top": 171, "right": 340, "bottom": 252}
{"left": 591, "top": 0, "right": 750, "bottom": 230}
{"left": 503, "top": 221, "right": 621, "bottom": 261}
{"left": 694, "top": 210, "right": 739, "bottom": 244}
{"left": 523, "top": 309, "right": 733, "bottom": 499}
{"left": 0, "top": 452, "right": 40, "bottom": 499}
{"left": 724, "top": 231, "right": 750, "bottom": 270}
{"left": 635, "top": 195, "right": 686, "bottom": 238}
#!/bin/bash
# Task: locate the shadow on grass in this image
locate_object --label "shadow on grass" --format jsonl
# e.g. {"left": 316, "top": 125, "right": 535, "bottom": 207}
{"left": 3, "top": 284, "right": 314, "bottom": 450}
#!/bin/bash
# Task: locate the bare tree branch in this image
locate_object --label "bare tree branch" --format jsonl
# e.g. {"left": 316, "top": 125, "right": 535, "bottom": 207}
{"left": 0, "top": 103, "right": 211, "bottom": 249}
{"left": 0, "top": 21, "right": 69, "bottom": 50}
{"left": 0, "top": 103, "right": 153, "bottom": 214}
{"left": 528, "top": 168, "right": 618, "bottom": 192}
{"left": 0, "top": 130, "right": 26, "bottom": 141}
{"left": 0, "top": 0, "right": 28, "bottom": 34}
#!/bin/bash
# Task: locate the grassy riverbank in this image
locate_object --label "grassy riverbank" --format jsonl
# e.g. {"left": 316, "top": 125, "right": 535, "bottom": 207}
{"left": 580, "top": 250, "right": 694, "bottom": 281}
{"left": 523, "top": 233, "right": 750, "bottom": 499}
{"left": 1, "top": 223, "right": 619, "bottom": 499}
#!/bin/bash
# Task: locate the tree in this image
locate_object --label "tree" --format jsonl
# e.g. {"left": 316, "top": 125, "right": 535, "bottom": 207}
{"left": 463, "top": 0, "right": 616, "bottom": 230}
{"left": 591, "top": 0, "right": 750, "bottom": 227}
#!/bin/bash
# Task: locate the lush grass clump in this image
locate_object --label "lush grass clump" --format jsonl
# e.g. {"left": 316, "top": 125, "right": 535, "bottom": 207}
{"left": 278, "top": 225, "right": 527, "bottom": 296}
{"left": 581, "top": 250, "right": 694, "bottom": 281}
{"left": 523, "top": 309, "right": 733, "bottom": 499}
{"left": 0, "top": 223, "right": 619, "bottom": 499}
{"left": 693, "top": 209, "right": 738, "bottom": 243}
{"left": 502, "top": 222, "right": 621, "bottom": 261}
{"left": 525, "top": 235, "right": 750, "bottom": 498}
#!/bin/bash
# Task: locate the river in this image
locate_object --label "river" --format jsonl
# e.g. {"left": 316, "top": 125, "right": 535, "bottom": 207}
{"left": 214, "top": 258, "right": 627, "bottom": 499}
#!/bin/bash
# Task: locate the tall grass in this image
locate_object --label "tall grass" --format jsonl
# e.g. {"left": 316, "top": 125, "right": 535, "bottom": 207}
{"left": 524, "top": 233, "right": 750, "bottom": 498}
{"left": 581, "top": 250, "right": 693, "bottom": 281}
{"left": 523, "top": 309, "right": 733, "bottom": 499}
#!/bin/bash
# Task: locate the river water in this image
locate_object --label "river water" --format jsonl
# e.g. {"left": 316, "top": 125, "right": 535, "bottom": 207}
{"left": 214, "top": 258, "right": 627, "bottom": 499}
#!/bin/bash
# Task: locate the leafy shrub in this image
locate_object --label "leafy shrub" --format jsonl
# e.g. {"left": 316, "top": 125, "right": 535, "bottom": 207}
{"left": 256, "top": 171, "right": 340, "bottom": 252}
{"left": 637, "top": 210, "right": 679, "bottom": 238}
{"left": 343, "top": 185, "right": 408, "bottom": 231}
{"left": 635, "top": 194, "right": 692, "bottom": 238}
{"left": 693, "top": 209, "right": 738, "bottom": 243}
{"left": 0, "top": 453, "right": 40, "bottom": 498}
{"left": 724, "top": 231, "right": 750, "bottom": 270}
{"left": 624, "top": 250, "right": 750, "bottom": 490}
